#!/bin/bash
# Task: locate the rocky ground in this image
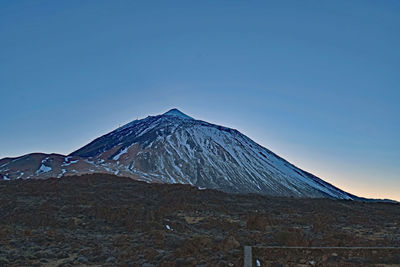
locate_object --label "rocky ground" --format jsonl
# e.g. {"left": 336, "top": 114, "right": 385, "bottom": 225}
{"left": 0, "top": 174, "right": 399, "bottom": 266}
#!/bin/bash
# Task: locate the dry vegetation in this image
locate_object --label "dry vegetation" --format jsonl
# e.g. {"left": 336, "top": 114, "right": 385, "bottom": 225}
{"left": 0, "top": 174, "right": 399, "bottom": 266}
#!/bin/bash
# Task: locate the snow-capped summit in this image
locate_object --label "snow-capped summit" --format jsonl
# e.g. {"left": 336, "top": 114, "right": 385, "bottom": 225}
{"left": 0, "top": 109, "right": 356, "bottom": 199}
{"left": 163, "top": 108, "right": 194, "bottom": 120}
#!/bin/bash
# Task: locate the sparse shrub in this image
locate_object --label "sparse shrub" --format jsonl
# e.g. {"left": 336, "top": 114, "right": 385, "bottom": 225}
{"left": 273, "top": 228, "right": 308, "bottom": 246}
{"left": 246, "top": 214, "right": 272, "bottom": 230}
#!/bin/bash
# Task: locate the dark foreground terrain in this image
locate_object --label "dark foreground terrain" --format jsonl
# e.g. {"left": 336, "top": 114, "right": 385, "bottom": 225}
{"left": 0, "top": 174, "right": 399, "bottom": 266}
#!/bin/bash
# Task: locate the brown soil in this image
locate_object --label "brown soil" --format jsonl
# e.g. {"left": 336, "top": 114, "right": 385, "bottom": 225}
{"left": 0, "top": 174, "right": 399, "bottom": 266}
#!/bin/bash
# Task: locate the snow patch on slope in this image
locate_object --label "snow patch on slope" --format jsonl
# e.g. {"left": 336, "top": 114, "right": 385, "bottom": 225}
{"left": 113, "top": 147, "right": 129, "bottom": 160}
{"left": 57, "top": 169, "right": 67, "bottom": 178}
{"left": 36, "top": 164, "right": 52, "bottom": 175}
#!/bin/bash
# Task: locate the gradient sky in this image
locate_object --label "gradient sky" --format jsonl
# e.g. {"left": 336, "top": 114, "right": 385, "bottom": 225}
{"left": 1, "top": 1, "right": 399, "bottom": 201}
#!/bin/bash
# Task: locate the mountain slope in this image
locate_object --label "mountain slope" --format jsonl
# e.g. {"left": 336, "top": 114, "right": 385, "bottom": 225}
{"left": 1, "top": 108, "right": 354, "bottom": 199}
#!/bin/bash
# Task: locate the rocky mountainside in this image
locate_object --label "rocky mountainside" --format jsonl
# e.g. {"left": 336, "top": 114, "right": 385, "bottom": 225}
{"left": 0, "top": 109, "right": 354, "bottom": 199}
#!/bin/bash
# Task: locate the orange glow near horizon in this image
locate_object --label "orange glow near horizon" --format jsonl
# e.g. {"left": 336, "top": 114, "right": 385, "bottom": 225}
{"left": 252, "top": 136, "right": 400, "bottom": 203}
{"left": 286, "top": 157, "right": 400, "bottom": 202}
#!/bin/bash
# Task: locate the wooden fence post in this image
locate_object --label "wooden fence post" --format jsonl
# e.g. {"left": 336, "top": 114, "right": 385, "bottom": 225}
{"left": 244, "top": 246, "right": 252, "bottom": 267}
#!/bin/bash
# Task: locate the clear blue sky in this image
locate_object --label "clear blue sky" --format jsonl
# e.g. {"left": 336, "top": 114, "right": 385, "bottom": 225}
{"left": 1, "top": 0, "right": 399, "bottom": 200}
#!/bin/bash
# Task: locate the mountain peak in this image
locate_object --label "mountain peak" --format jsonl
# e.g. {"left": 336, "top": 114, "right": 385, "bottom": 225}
{"left": 163, "top": 108, "right": 193, "bottom": 120}
{"left": 4, "top": 108, "right": 353, "bottom": 200}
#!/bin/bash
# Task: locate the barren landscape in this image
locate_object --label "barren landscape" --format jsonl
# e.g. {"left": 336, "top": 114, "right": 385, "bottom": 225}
{"left": 0, "top": 174, "right": 399, "bottom": 266}
{"left": 2, "top": 1, "right": 399, "bottom": 266}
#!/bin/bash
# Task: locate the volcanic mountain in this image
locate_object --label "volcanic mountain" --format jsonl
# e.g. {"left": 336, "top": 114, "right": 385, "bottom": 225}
{"left": 0, "top": 109, "right": 354, "bottom": 199}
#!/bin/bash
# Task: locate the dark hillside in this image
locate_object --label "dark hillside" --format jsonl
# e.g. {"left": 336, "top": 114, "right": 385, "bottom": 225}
{"left": 0, "top": 174, "right": 399, "bottom": 266}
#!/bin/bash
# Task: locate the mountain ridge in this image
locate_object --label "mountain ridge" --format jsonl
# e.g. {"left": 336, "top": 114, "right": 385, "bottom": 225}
{"left": 0, "top": 108, "right": 358, "bottom": 200}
